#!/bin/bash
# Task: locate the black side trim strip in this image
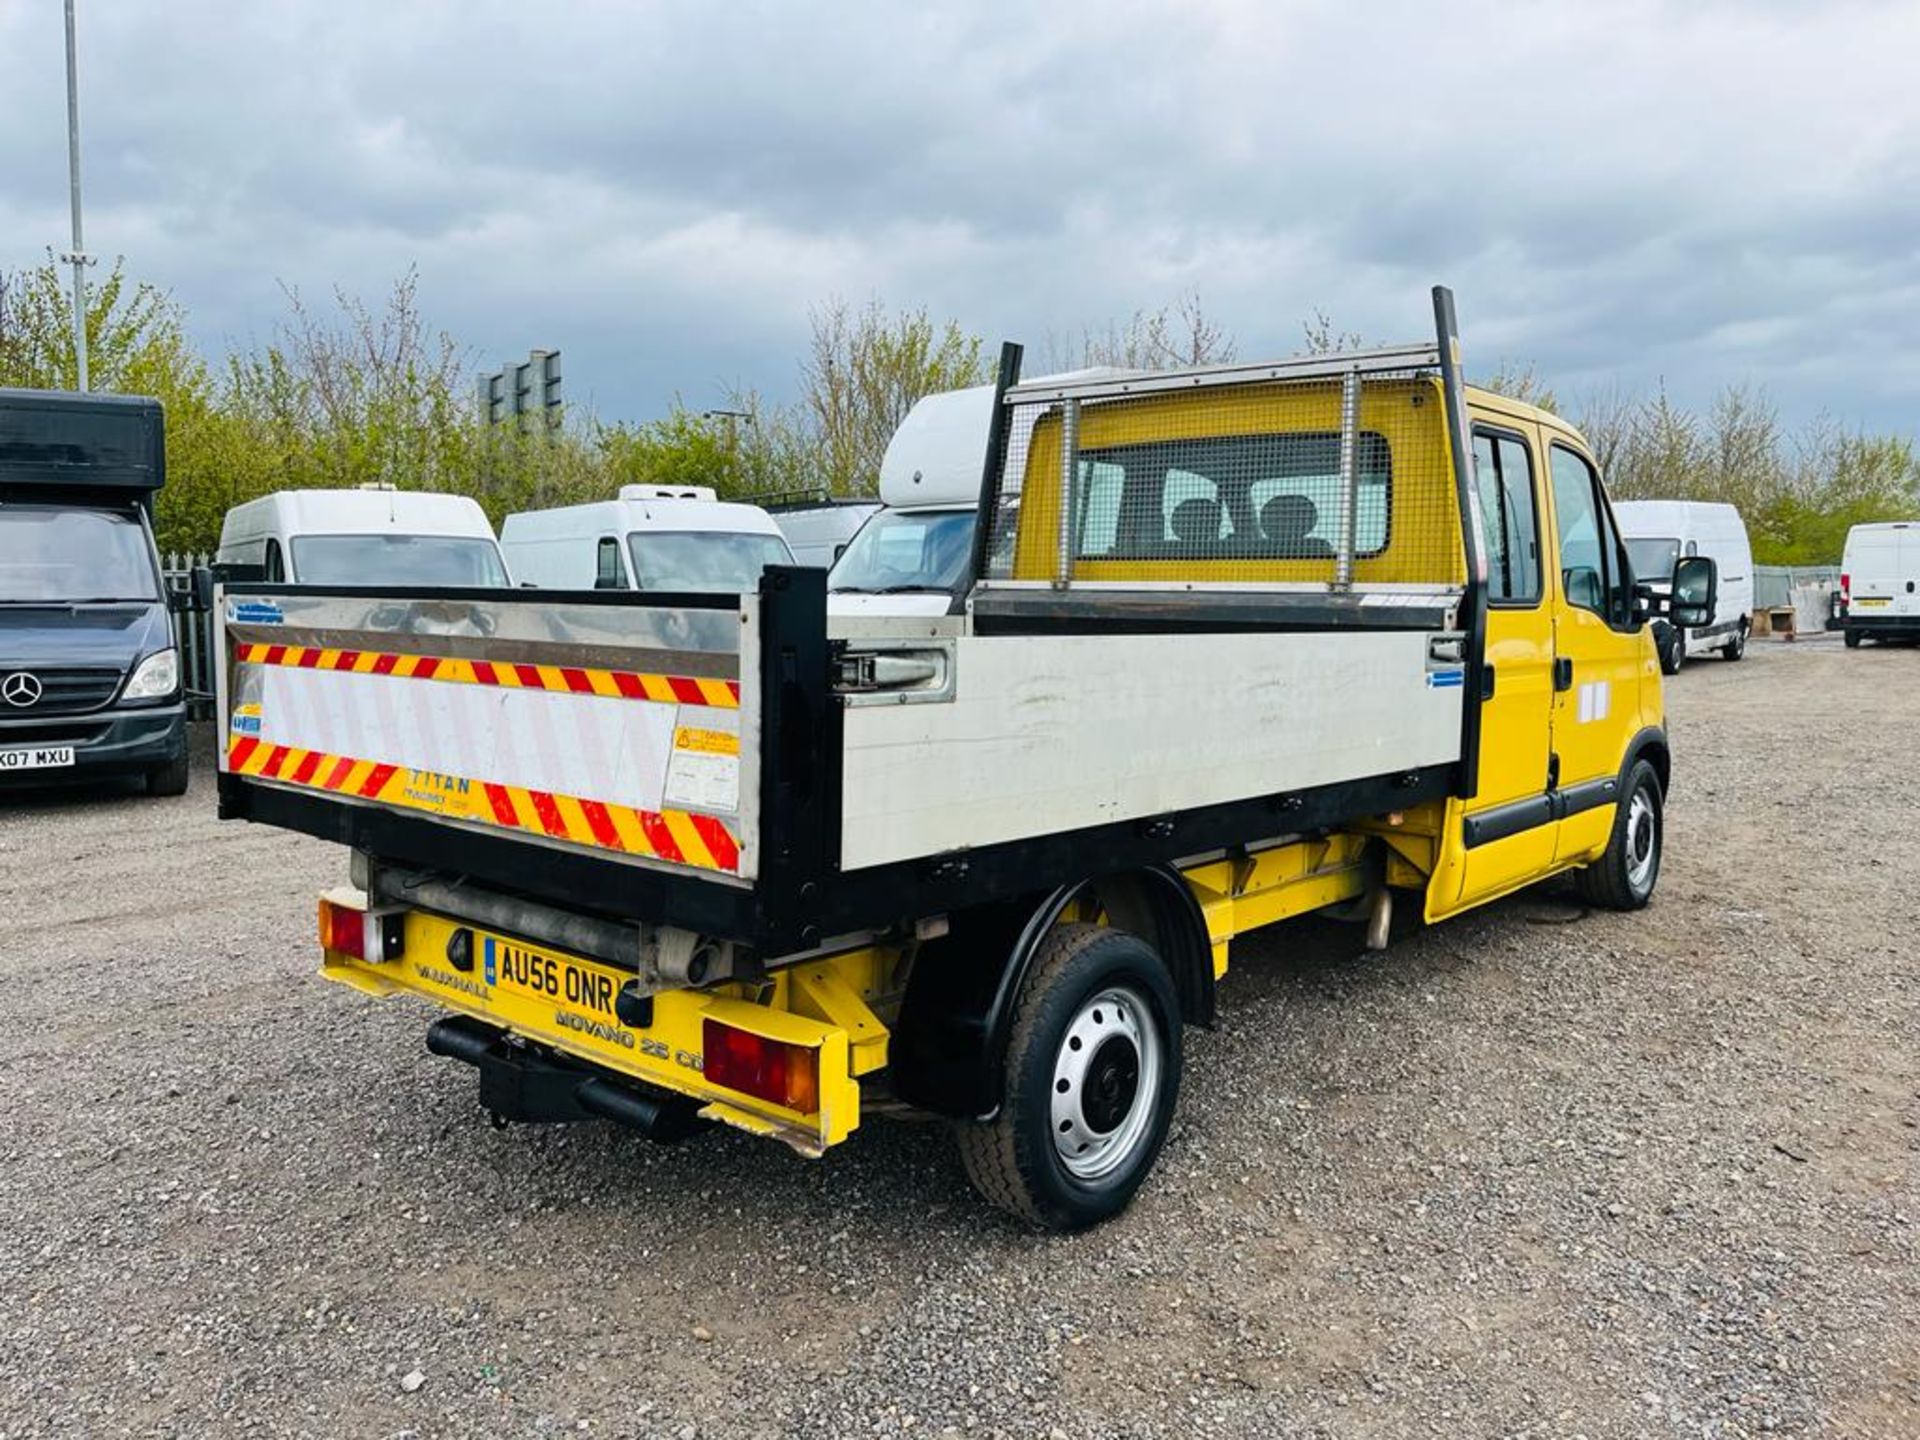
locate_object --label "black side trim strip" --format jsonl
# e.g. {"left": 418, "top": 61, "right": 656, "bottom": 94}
{"left": 1460, "top": 775, "right": 1622, "bottom": 849}
{"left": 1558, "top": 775, "right": 1619, "bottom": 819}
{"left": 1461, "top": 793, "right": 1556, "bottom": 848}
{"left": 970, "top": 587, "right": 1454, "bottom": 636}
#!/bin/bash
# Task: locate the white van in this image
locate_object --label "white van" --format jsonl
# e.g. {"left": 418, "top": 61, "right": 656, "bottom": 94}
{"left": 1837, "top": 521, "right": 1920, "bottom": 647}
{"left": 828, "top": 387, "right": 998, "bottom": 618}
{"left": 1614, "top": 500, "right": 1754, "bottom": 672}
{"left": 500, "top": 485, "right": 793, "bottom": 594}
{"left": 827, "top": 370, "right": 1127, "bottom": 618}
{"left": 760, "top": 493, "right": 881, "bottom": 568}
{"left": 215, "top": 487, "right": 509, "bottom": 587}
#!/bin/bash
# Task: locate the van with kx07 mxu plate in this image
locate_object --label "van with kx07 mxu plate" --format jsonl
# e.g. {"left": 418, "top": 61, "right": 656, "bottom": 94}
{"left": 1835, "top": 521, "right": 1920, "bottom": 647}
{"left": 0, "top": 389, "right": 190, "bottom": 796}
{"left": 214, "top": 288, "right": 1716, "bottom": 1229}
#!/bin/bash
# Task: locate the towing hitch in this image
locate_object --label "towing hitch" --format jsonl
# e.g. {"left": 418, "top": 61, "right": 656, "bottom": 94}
{"left": 426, "top": 1016, "right": 711, "bottom": 1142}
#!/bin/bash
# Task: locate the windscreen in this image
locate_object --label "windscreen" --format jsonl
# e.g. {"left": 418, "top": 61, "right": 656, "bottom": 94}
{"left": 627, "top": 530, "right": 792, "bottom": 593}
{"left": 1625, "top": 537, "right": 1679, "bottom": 581}
{"left": 829, "top": 509, "right": 977, "bottom": 594}
{"left": 0, "top": 504, "right": 160, "bottom": 602}
{"left": 291, "top": 534, "right": 509, "bottom": 587}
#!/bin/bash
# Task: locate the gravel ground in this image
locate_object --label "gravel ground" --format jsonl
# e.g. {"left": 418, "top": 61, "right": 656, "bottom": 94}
{"left": 1, "top": 634, "right": 1915, "bottom": 1439}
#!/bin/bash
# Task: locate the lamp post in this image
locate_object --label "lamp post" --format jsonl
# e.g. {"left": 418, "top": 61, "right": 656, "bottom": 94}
{"left": 61, "top": 0, "right": 93, "bottom": 392}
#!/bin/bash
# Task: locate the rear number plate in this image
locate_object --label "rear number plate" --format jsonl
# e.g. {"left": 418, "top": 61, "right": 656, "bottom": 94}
{"left": 0, "top": 746, "right": 75, "bottom": 771}
{"left": 487, "top": 937, "right": 623, "bottom": 1022}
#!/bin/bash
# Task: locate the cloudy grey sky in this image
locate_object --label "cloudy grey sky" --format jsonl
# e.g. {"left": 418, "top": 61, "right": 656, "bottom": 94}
{"left": 3, "top": 0, "right": 1917, "bottom": 435}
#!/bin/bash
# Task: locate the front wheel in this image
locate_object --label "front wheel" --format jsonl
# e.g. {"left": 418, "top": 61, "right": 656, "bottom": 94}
{"left": 1659, "top": 627, "right": 1685, "bottom": 675}
{"left": 954, "top": 924, "right": 1182, "bottom": 1230}
{"left": 145, "top": 752, "right": 190, "bottom": 797}
{"left": 1575, "top": 759, "right": 1664, "bottom": 911}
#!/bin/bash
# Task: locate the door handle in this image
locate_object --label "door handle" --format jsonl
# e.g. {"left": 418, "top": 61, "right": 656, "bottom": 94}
{"left": 1553, "top": 657, "right": 1574, "bottom": 692}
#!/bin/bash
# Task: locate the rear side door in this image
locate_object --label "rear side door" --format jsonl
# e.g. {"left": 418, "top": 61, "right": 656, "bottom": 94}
{"left": 1544, "top": 441, "right": 1648, "bottom": 864}
{"left": 1445, "top": 421, "right": 1558, "bottom": 903}
{"left": 1848, "top": 528, "right": 1903, "bottom": 615}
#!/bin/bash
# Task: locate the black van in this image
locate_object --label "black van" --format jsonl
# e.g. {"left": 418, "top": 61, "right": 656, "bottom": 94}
{"left": 0, "top": 389, "right": 189, "bottom": 795}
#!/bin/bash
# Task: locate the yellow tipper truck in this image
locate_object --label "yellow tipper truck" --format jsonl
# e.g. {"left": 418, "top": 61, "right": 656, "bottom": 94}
{"left": 215, "top": 289, "right": 1717, "bottom": 1229}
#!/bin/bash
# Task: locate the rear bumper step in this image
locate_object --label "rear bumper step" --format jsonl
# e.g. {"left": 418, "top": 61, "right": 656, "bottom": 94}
{"left": 426, "top": 1015, "right": 710, "bottom": 1141}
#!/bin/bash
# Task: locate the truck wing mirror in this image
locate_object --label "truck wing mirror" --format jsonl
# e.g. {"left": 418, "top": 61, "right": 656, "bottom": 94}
{"left": 190, "top": 564, "right": 216, "bottom": 613}
{"left": 1670, "top": 555, "right": 1717, "bottom": 629}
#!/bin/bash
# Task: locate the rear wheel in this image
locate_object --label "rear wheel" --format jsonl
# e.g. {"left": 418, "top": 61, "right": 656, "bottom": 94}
{"left": 145, "top": 752, "right": 190, "bottom": 797}
{"left": 955, "top": 923, "right": 1181, "bottom": 1230}
{"left": 1723, "top": 624, "right": 1747, "bottom": 661}
{"left": 1844, "top": 628, "right": 1863, "bottom": 649}
{"left": 1574, "top": 759, "right": 1663, "bottom": 911}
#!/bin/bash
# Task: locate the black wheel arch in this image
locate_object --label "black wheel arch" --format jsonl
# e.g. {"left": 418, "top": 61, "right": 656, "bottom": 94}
{"left": 1622, "top": 724, "right": 1670, "bottom": 798}
{"left": 887, "top": 865, "right": 1214, "bottom": 1120}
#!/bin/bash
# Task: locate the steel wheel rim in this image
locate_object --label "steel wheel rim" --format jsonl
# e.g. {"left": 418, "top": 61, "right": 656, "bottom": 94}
{"left": 1050, "top": 984, "right": 1163, "bottom": 1181}
{"left": 1625, "top": 789, "right": 1659, "bottom": 891}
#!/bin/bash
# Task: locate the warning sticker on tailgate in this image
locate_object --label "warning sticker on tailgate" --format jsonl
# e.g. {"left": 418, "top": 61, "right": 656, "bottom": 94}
{"left": 663, "top": 725, "right": 741, "bottom": 812}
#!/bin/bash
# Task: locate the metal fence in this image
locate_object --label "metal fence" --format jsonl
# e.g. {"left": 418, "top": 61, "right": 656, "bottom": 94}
{"left": 1754, "top": 564, "right": 1839, "bottom": 612}
{"left": 161, "top": 552, "right": 216, "bottom": 717}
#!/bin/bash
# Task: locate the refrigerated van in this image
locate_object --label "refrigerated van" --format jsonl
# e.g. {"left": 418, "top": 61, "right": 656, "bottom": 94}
{"left": 1614, "top": 500, "right": 1753, "bottom": 672}
{"left": 215, "top": 488, "right": 509, "bottom": 588}
{"left": 501, "top": 486, "right": 793, "bottom": 594}
{"left": 1837, "top": 521, "right": 1920, "bottom": 646}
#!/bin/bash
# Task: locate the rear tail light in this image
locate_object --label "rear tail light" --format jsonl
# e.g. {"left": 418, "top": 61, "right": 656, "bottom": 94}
{"left": 702, "top": 1019, "right": 820, "bottom": 1114}
{"left": 1841, "top": 572, "right": 1851, "bottom": 600}
{"left": 318, "top": 894, "right": 405, "bottom": 962}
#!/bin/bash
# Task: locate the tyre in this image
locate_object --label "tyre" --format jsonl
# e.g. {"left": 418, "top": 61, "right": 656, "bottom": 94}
{"left": 954, "top": 923, "right": 1182, "bottom": 1230}
{"left": 1659, "top": 627, "right": 1685, "bottom": 675}
{"left": 1844, "top": 629, "right": 1863, "bottom": 649}
{"left": 1574, "top": 759, "right": 1663, "bottom": 911}
{"left": 1722, "top": 625, "right": 1746, "bottom": 661}
{"left": 145, "top": 752, "right": 190, "bottom": 797}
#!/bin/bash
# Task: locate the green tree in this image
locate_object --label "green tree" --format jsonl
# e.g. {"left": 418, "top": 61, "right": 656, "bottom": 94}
{"left": 803, "top": 299, "right": 988, "bottom": 494}
{"left": 1299, "top": 308, "right": 1364, "bottom": 355}
{"left": 1477, "top": 359, "right": 1558, "bottom": 414}
{"left": 1051, "top": 292, "right": 1237, "bottom": 371}
{"left": 0, "top": 256, "right": 235, "bottom": 552}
